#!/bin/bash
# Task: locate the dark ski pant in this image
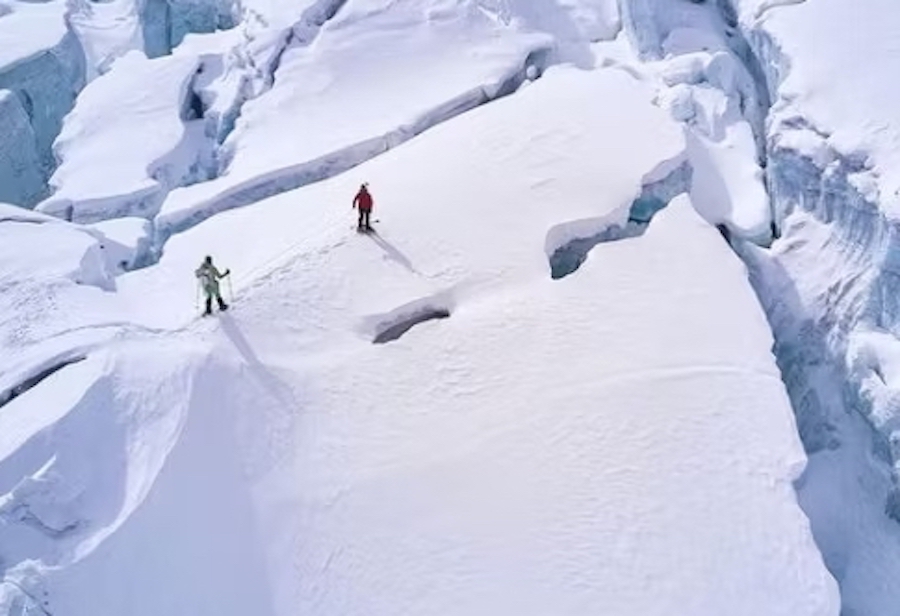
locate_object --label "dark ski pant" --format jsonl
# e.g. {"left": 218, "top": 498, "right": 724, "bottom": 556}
{"left": 205, "top": 291, "right": 228, "bottom": 315}
{"left": 358, "top": 207, "right": 372, "bottom": 230}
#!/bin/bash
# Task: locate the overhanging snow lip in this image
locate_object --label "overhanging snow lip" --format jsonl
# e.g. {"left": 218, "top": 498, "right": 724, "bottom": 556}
{"left": 364, "top": 289, "right": 458, "bottom": 345}
{"left": 547, "top": 158, "right": 693, "bottom": 280}
{"left": 372, "top": 308, "right": 452, "bottom": 344}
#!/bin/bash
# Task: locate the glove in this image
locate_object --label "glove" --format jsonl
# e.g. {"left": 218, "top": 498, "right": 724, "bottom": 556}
{"left": 224, "top": 269, "right": 231, "bottom": 276}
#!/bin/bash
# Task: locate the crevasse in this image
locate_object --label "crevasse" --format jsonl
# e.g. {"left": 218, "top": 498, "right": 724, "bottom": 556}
{"left": 622, "top": 0, "right": 900, "bottom": 612}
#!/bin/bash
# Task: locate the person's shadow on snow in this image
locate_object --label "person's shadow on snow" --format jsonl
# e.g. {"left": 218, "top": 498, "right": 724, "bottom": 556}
{"left": 367, "top": 231, "right": 418, "bottom": 274}
{"left": 219, "top": 313, "right": 296, "bottom": 410}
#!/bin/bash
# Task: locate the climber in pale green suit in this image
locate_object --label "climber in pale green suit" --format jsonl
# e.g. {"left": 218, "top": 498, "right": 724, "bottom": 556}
{"left": 195, "top": 256, "right": 230, "bottom": 316}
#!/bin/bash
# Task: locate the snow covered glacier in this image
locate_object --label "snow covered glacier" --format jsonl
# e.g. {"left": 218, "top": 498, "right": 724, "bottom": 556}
{"left": 0, "top": 0, "right": 245, "bottom": 209}
{"left": 3, "top": 0, "right": 900, "bottom": 614}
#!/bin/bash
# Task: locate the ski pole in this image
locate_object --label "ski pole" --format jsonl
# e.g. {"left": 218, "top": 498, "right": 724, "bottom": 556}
{"left": 227, "top": 273, "right": 234, "bottom": 303}
{"left": 194, "top": 279, "right": 200, "bottom": 310}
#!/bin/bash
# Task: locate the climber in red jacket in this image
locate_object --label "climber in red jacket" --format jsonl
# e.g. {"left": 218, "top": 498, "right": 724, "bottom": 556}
{"left": 353, "top": 183, "right": 374, "bottom": 232}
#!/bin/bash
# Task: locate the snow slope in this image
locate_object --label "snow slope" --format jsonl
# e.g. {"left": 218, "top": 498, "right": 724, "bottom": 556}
{"left": 0, "top": 58, "right": 839, "bottom": 614}
{"left": 156, "top": 0, "right": 559, "bottom": 238}
{"left": 20, "top": 0, "right": 900, "bottom": 612}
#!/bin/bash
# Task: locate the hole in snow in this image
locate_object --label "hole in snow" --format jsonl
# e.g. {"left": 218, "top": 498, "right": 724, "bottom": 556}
{"left": 373, "top": 307, "right": 451, "bottom": 344}
{"left": 0, "top": 356, "right": 87, "bottom": 410}
{"left": 182, "top": 89, "right": 206, "bottom": 122}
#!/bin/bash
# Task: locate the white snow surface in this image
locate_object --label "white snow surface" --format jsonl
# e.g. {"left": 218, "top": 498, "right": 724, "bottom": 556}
{"left": 1, "top": 0, "right": 873, "bottom": 613}
{"left": 89, "top": 216, "right": 153, "bottom": 270}
{"left": 1, "top": 58, "right": 839, "bottom": 613}
{"left": 155, "top": 0, "right": 558, "bottom": 236}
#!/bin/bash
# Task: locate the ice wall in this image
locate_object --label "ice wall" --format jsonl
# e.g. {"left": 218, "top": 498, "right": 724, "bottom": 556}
{"left": 0, "top": 91, "right": 44, "bottom": 205}
{"left": 706, "top": 1, "right": 900, "bottom": 612}
{"left": 615, "top": 1, "right": 900, "bottom": 610}
{"left": 168, "top": 0, "right": 238, "bottom": 50}
{"left": 615, "top": 0, "right": 772, "bottom": 241}
{"left": 0, "top": 10, "right": 84, "bottom": 207}
{"left": 737, "top": 0, "right": 900, "bottom": 520}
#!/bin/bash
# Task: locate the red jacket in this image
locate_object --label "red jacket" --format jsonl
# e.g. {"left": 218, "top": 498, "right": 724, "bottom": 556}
{"left": 354, "top": 189, "right": 373, "bottom": 210}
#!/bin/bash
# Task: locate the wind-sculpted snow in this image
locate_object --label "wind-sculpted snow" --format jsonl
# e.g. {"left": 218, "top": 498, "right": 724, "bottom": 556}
{"left": 0, "top": 340, "right": 259, "bottom": 615}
